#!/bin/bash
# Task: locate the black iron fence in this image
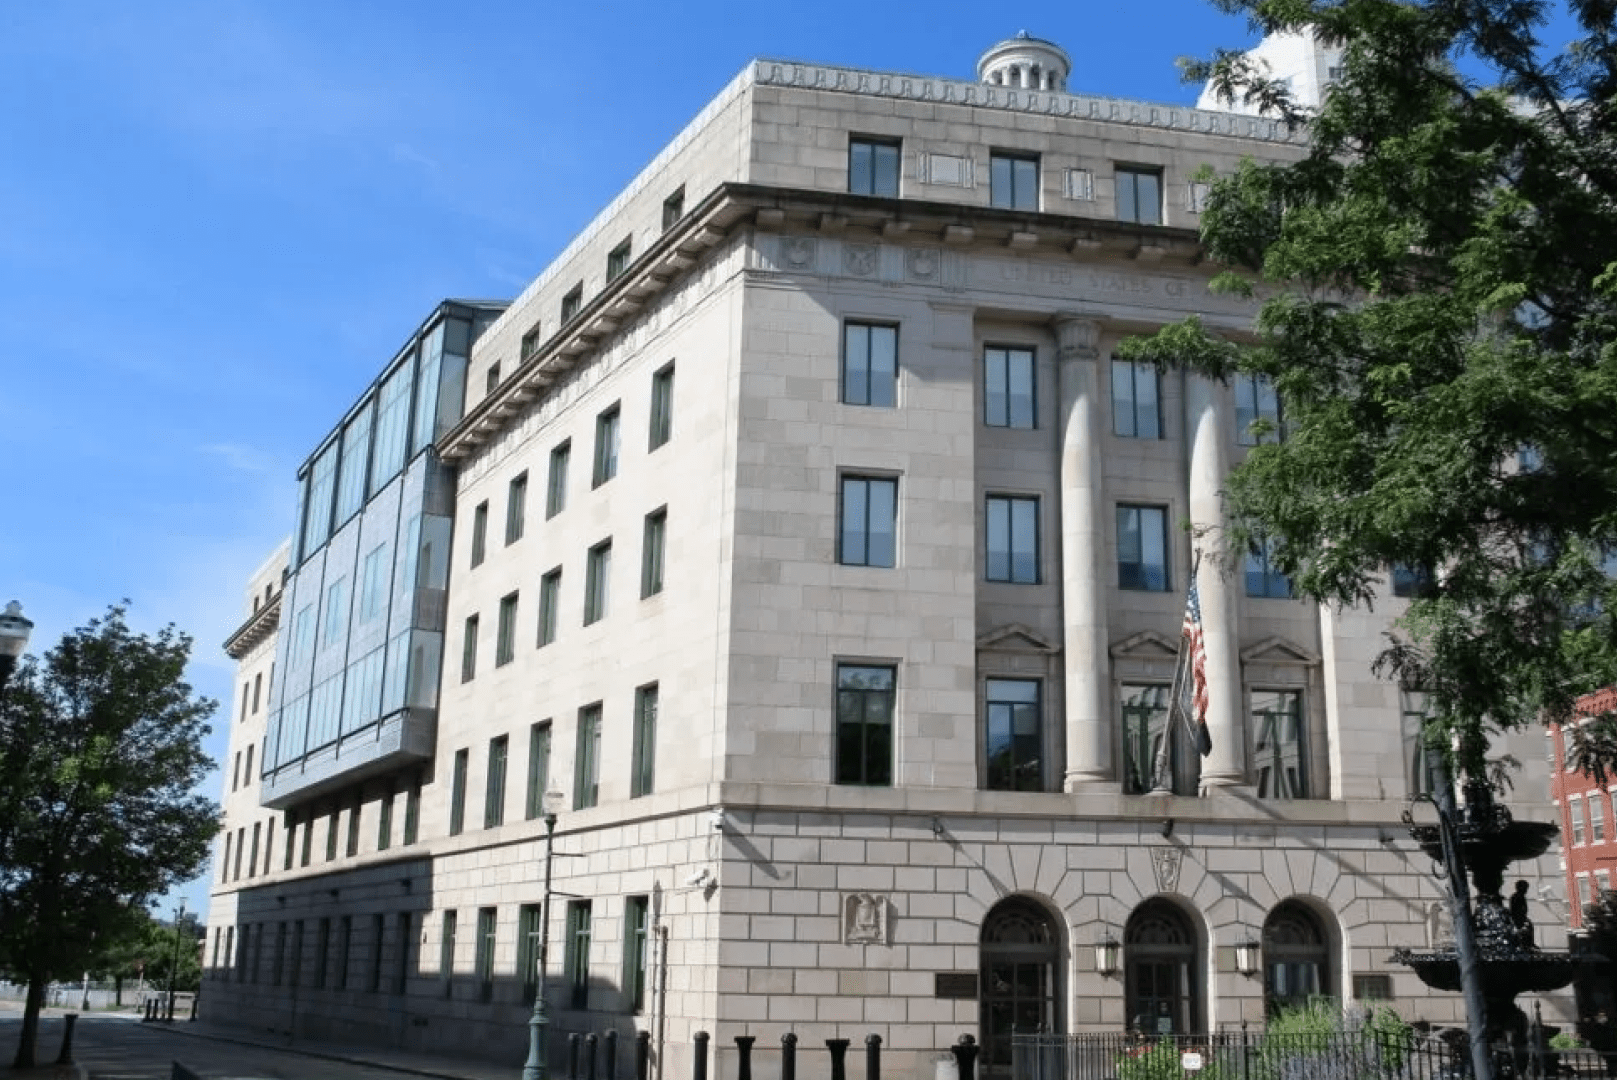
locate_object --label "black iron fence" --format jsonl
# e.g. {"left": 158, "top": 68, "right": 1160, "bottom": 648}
{"left": 1012, "top": 1029, "right": 1617, "bottom": 1080}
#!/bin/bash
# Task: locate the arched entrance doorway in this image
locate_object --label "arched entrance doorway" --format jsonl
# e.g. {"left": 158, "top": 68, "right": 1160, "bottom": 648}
{"left": 1125, "top": 899, "right": 1199, "bottom": 1035}
{"left": 1263, "top": 901, "right": 1330, "bottom": 1015}
{"left": 980, "top": 897, "right": 1061, "bottom": 1079}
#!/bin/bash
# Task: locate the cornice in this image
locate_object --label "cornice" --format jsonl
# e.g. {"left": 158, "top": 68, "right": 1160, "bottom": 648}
{"left": 437, "top": 182, "right": 1213, "bottom": 466}
{"left": 223, "top": 594, "right": 281, "bottom": 660}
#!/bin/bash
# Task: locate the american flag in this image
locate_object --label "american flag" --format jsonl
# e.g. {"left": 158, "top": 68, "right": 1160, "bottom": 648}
{"left": 1181, "top": 576, "right": 1214, "bottom": 757}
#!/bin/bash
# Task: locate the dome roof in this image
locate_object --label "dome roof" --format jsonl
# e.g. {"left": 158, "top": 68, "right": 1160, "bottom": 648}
{"left": 976, "top": 32, "right": 1071, "bottom": 92}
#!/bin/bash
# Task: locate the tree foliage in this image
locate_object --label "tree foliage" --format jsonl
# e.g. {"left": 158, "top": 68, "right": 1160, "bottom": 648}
{"left": 0, "top": 605, "right": 217, "bottom": 1065}
{"left": 1121, "top": 0, "right": 1617, "bottom": 776}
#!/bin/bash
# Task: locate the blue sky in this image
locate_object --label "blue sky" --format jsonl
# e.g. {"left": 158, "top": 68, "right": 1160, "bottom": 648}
{"left": 0, "top": 0, "right": 1578, "bottom": 921}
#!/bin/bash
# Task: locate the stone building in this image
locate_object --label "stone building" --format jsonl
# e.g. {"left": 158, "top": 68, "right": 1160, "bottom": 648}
{"left": 203, "top": 33, "right": 1568, "bottom": 1079}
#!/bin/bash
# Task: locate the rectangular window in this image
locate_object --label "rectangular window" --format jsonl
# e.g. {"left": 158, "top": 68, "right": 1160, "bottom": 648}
{"left": 1392, "top": 563, "right": 1433, "bottom": 598}
{"left": 234, "top": 826, "right": 245, "bottom": 879}
{"left": 324, "top": 812, "right": 338, "bottom": 862}
{"left": 520, "top": 325, "right": 541, "bottom": 363}
{"left": 470, "top": 501, "right": 488, "bottom": 567}
{"left": 485, "top": 735, "right": 509, "bottom": 829}
{"left": 486, "top": 362, "right": 501, "bottom": 394}
{"left": 334, "top": 404, "right": 373, "bottom": 526}
{"left": 404, "top": 779, "right": 420, "bottom": 845}
{"left": 565, "top": 901, "right": 592, "bottom": 1009}
{"left": 593, "top": 405, "right": 620, "bottom": 487}
{"left": 322, "top": 577, "right": 348, "bottom": 649}
{"left": 315, "top": 917, "right": 331, "bottom": 989}
{"left": 475, "top": 907, "right": 497, "bottom": 1002}
{"left": 607, "top": 238, "right": 632, "bottom": 282}
{"left": 336, "top": 916, "right": 352, "bottom": 990}
{"left": 395, "top": 913, "right": 412, "bottom": 993}
{"left": 449, "top": 748, "right": 469, "bottom": 836}
{"left": 848, "top": 137, "right": 900, "bottom": 197}
{"left": 519, "top": 903, "right": 543, "bottom": 1003}
{"left": 369, "top": 914, "right": 385, "bottom": 992}
{"left": 632, "top": 684, "right": 658, "bottom": 798}
{"left": 1117, "top": 505, "right": 1170, "bottom": 591}
{"left": 221, "top": 832, "right": 232, "bottom": 883}
{"left": 561, "top": 284, "right": 582, "bottom": 323}
{"left": 378, "top": 788, "right": 393, "bottom": 852}
{"left": 496, "top": 592, "right": 519, "bottom": 667}
{"left": 835, "top": 664, "right": 895, "bottom": 786}
{"left": 233, "top": 752, "right": 240, "bottom": 792}
{"left": 1111, "top": 359, "right": 1161, "bottom": 438}
{"left": 252, "top": 673, "right": 262, "bottom": 713}
{"left": 1401, "top": 691, "right": 1438, "bottom": 798}
{"left": 842, "top": 322, "right": 898, "bottom": 408}
{"left": 984, "top": 346, "right": 1036, "bottom": 429}
{"left": 506, "top": 473, "right": 528, "bottom": 545}
{"left": 440, "top": 910, "right": 457, "bottom": 996}
{"left": 526, "top": 721, "right": 552, "bottom": 820}
{"left": 546, "top": 442, "right": 570, "bottom": 518}
{"left": 839, "top": 476, "right": 898, "bottom": 568}
{"left": 1252, "top": 689, "right": 1308, "bottom": 799}
{"left": 300, "top": 815, "right": 312, "bottom": 867}
{"left": 245, "top": 745, "right": 254, "bottom": 784}
{"left": 345, "top": 801, "right": 360, "bottom": 857}
{"left": 1120, "top": 683, "right": 1195, "bottom": 795}
{"left": 575, "top": 704, "right": 602, "bottom": 809}
{"left": 1594, "top": 795, "right": 1606, "bottom": 843}
{"left": 1573, "top": 799, "right": 1587, "bottom": 845}
{"left": 662, "top": 187, "right": 685, "bottom": 231}
{"left": 989, "top": 152, "right": 1039, "bottom": 210}
{"left": 1353, "top": 974, "right": 1394, "bottom": 1001}
{"left": 272, "top": 922, "right": 287, "bottom": 987}
{"left": 1235, "top": 373, "right": 1283, "bottom": 445}
{"left": 642, "top": 509, "right": 667, "bottom": 598}
{"left": 985, "top": 678, "right": 1042, "bottom": 791}
{"left": 649, "top": 363, "right": 674, "bottom": 450}
{"left": 624, "top": 895, "right": 650, "bottom": 1013}
{"left": 1245, "top": 537, "right": 1292, "bottom": 598}
{"left": 986, "top": 495, "right": 1040, "bottom": 584}
{"left": 539, "top": 568, "right": 562, "bottom": 646}
{"left": 585, "top": 541, "right": 612, "bottom": 625}
{"left": 359, "top": 544, "right": 388, "bottom": 623}
{"left": 1116, "top": 166, "right": 1164, "bottom": 225}
{"left": 461, "top": 614, "right": 479, "bottom": 682}
{"left": 260, "top": 816, "right": 270, "bottom": 873}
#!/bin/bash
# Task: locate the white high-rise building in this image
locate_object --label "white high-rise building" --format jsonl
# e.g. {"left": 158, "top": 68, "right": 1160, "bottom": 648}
{"left": 204, "top": 34, "right": 1566, "bottom": 1079}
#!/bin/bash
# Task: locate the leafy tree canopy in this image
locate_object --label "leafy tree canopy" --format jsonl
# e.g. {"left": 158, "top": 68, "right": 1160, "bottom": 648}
{"left": 1120, "top": 0, "right": 1617, "bottom": 777}
{"left": 0, "top": 604, "right": 217, "bottom": 1065}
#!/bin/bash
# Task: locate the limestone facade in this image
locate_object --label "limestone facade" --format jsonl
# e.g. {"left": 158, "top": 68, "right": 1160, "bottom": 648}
{"left": 203, "top": 37, "right": 1570, "bottom": 1080}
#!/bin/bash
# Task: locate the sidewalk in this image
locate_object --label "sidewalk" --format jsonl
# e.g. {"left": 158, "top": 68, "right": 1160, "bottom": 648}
{"left": 161, "top": 1018, "right": 523, "bottom": 1080}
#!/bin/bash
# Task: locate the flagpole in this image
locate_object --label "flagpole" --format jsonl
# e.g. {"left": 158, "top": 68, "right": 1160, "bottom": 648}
{"left": 1150, "top": 550, "right": 1204, "bottom": 795}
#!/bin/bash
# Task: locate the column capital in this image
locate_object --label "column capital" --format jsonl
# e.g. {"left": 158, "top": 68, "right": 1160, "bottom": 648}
{"left": 1052, "top": 314, "right": 1103, "bottom": 359}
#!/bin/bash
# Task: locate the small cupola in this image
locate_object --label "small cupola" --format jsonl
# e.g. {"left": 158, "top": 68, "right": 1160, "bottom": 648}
{"left": 976, "top": 31, "right": 1071, "bottom": 92}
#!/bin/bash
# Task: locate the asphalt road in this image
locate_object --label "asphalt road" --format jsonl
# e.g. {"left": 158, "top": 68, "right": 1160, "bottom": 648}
{"left": 0, "top": 1014, "right": 450, "bottom": 1080}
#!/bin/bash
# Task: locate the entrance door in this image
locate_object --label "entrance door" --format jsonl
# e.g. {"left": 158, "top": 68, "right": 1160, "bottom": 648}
{"left": 1125, "top": 900, "right": 1199, "bottom": 1035}
{"left": 980, "top": 898, "right": 1060, "bottom": 1079}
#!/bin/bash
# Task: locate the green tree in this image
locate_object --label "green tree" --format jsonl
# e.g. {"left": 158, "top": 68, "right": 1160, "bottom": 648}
{"left": 0, "top": 605, "right": 217, "bottom": 1066}
{"left": 1120, "top": 0, "right": 1617, "bottom": 776}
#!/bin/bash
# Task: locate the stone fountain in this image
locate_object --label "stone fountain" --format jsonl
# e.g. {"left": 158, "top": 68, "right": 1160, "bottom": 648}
{"left": 1392, "top": 778, "right": 1579, "bottom": 1048}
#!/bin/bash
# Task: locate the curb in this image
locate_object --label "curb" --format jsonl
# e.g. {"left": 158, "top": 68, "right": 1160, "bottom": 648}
{"left": 157, "top": 1024, "right": 495, "bottom": 1080}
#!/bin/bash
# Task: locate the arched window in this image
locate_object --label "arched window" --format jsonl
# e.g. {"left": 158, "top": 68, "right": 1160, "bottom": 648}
{"left": 1125, "top": 899, "right": 1200, "bottom": 1035}
{"left": 980, "top": 898, "right": 1061, "bottom": 1079}
{"left": 1264, "top": 902, "right": 1331, "bottom": 1014}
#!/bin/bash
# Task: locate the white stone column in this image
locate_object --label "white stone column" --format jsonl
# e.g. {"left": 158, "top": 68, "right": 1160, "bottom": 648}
{"left": 1185, "top": 372, "right": 1246, "bottom": 789}
{"left": 1055, "top": 315, "right": 1112, "bottom": 789}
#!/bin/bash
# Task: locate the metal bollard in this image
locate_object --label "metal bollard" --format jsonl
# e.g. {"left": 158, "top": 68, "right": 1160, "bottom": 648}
{"left": 189, "top": 993, "right": 199, "bottom": 1021}
{"left": 587, "top": 1033, "right": 600, "bottom": 1080}
{"left": 781, "top": 1033, "right": 797, "bottom": 1080}
{"left": 636, "top": 1031, "right": 652, "bottom": 1080}
{"left": 865, "top": 1034, "right": 881, "bottom": 1080}
{"left": 693, "top": 1031, "right": 710, "bottom": 1080}
{"left": 55, "top": 1014, "right": 78, "bottom": 1065}
{"left": 827, "top": 1039, "right": 850, "bottom": 1080}
{"left": 568, "top": 1033, "right": 583, "bottom": 1080}
{"left": 606, "top": 1030, "right": 619, "bottom": 1080}
{"left": 950, "top": 1035, "right": 979, "bottom": 1080}
{"left": 735, "top": 1036, "right": 756, "bottom": 1080}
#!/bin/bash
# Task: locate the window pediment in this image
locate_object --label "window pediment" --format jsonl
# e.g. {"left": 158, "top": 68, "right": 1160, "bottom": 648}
{"left": 1239, "top": 636, "right": 1319, "bottom": 667}
{"left": 976, "top": 623, "right": 1058, "bottom": 655}
{"left": 1109, "top": 629, "right": 1179, "bottom": 661}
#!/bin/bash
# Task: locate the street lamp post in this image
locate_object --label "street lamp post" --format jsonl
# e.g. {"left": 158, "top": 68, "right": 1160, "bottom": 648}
{"left": 523, "top": 787, "right": 568, "bottom": 1080}
{"left": 166, "top": 899, "right": 186, "bottom": 1022}
{"left": 0, "top": 600, "right": 34, "bottom": 696}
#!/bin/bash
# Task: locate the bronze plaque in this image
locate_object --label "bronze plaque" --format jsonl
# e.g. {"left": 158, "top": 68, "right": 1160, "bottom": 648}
{"left": 934, "top": 972, "right": 978, "bottom": 999}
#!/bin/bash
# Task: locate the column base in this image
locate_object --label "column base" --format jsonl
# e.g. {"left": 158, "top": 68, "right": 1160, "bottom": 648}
{"left": 1063, "top": 770, "right": 1115, "bottom": 792}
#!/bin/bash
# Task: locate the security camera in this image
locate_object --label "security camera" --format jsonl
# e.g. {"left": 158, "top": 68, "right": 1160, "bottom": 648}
{"left": 684, "top": 867, "right": 711, "bottom": 888}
